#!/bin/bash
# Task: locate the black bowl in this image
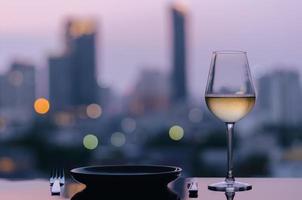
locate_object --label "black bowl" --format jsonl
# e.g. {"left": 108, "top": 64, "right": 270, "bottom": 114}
{"left": 70, "top": 165, "right": 182, "bottom": 189}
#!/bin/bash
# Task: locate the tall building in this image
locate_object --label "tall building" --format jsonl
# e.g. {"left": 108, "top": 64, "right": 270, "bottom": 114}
{"left": 170, "top": 2, "right": 188, "bottom": 103}
{"left": 66, "top": 19, "right": 98, "bottom": 106}
{"left": 0, "top": 61, "right": 36, "bottom": 122}
{"left": 8, "top": 62, "right": 36, "bottom": 108}
{"left": 49, "top": 55, "right": 72, "bottom": 111}
{"left": 49, "top": 18, "right": 99, "bottom": 111}
{"left": 257, "top": 70, "right": 301, "bottom": 125}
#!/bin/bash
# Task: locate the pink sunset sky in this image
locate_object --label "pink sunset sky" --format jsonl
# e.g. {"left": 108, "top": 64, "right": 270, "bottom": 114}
{"left": 1, "top": 0, "right": 302, "bottom": 98}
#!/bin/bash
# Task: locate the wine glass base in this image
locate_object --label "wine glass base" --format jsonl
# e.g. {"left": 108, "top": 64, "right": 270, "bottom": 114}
{"left": 208, "top": 181, "right": 252, "bottom": 192}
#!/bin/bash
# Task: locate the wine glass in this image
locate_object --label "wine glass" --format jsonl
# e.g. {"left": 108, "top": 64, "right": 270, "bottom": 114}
{"left": 205, "top": 51, "right": 256, "bottom": 191}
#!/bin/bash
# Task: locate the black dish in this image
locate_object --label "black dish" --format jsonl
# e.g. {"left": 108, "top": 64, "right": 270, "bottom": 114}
{"left": 70, "top": 165, "right": 182, "bottom": 189}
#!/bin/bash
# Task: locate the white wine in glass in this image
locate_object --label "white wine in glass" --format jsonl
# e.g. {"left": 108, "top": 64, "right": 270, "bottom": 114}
{"left": 205, "top": 95, "right": 255, "bottom": 123}
{"left": 205, "top": 51, "right": 256, "bottom": 192}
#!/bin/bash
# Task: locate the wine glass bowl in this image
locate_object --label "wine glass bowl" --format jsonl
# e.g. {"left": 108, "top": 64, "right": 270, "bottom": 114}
{"left": 206, "top": 51, "right": 255, "bottom": 96}
{"left": 205, "top": 51, "right": 256, "bottom": 192}
{"left": 205, "top": 94, "right": 255, "bottom": 123}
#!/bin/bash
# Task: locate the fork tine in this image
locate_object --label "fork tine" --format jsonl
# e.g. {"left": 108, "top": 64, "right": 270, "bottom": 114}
{"left": 59, "top": 168, "right": 65, "bottom": 186}
{"left": 55, "top": 168, "right": 58, "bottom": 178}
{"left": 50, "top": 168, "right": 55, "bottom": 185}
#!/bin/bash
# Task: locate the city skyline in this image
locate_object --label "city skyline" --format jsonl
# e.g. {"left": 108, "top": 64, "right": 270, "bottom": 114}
{"left": 1, "top": 0, "right": 302, "bottom": 98}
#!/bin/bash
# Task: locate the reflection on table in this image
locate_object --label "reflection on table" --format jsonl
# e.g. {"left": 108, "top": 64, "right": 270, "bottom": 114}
{"left": 0, "top": 178, "right": 301, "bottom": 199}
{"left": 71, "top": 187, "right": 180, "bottom": 200}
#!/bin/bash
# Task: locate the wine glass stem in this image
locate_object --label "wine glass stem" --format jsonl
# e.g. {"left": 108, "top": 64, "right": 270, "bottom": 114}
{"left": 225, "top": 191, "right": 235, "bottom": 200}
{"left": 226, "top": 123, "right": 235, "bottom": 182}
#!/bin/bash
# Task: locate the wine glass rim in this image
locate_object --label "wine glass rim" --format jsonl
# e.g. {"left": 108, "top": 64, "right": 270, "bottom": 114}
{"left": 213, "top": 50, "right": 247, "bottom": 54}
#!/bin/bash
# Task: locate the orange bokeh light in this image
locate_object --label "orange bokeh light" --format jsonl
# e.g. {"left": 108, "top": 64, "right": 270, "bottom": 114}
{"left": 34, "top": 98, "right": 50, "bottom": 114}
{"left": 86, "top": 103, "right": 102, "bottom": 119}
{"left": 0, "top": 157, "right": 15, "bottom": 173}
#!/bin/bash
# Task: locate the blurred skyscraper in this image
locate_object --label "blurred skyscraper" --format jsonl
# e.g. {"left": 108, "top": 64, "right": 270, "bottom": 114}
{"left": 49, "top": 55, "right": 72, "bottom": 111}
{"left": 0, "top": 61, "right": 35, "bottom": 122}
{"left": 170, "top": 2, "right": 188, "bottom": 103}
{"left": 49, "top": 18, "right": 99, "bottom": 111}
{"left": 66, "top": 19, "right": 98, "bottom": 106}
{"left": 257, "top": 69, "right": 302, "bottom": 125}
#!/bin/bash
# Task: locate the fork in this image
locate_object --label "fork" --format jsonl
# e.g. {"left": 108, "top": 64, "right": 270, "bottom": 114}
{"left": 58, "top": 169, "right": 65, "bottom": 186}
{"left": 50, "top": 168, "right": 65, "bottom": 195}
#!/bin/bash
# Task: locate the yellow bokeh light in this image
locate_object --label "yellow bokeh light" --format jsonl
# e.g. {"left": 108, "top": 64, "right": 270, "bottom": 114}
{"left": 86, "top": 104, "right": 102, "bottom": 119}
{"left": 169, "top": 125, "right": 184, "bottom": 141}
{"left": 83, "top": 134, "right": 98, "bottom": 150}
{"left": 34, "top": 98, "right": 50, "bottom": 114}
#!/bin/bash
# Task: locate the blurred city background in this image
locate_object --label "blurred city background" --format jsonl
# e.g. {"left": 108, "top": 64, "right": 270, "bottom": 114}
{"left": 1, "top": 0, "right": 302, "bottom": 178}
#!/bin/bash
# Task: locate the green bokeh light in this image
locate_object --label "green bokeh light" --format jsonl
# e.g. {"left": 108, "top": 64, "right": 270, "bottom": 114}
{"left": 169, "top": 125, "right": 184, "bottom": 141}
{"left": 83, "top": 134, "right": 99, "bottom": 150}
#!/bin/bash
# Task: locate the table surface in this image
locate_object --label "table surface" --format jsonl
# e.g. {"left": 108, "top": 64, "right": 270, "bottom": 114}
{"left": 0, "top": 178, "right": 300, "bottom": 199}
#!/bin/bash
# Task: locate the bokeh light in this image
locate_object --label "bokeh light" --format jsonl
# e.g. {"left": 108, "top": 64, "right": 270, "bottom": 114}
{"left": 188, "top": 108, "right": 203, "bottom": 123}
{"left": 0, "top": 157, "right": 16, "bottom": 173}
{"left": 34, "top": 98, "right": 50, "bottom": 114}
{"left": 86, "top": 103, "right": 102, "bottom": 119}
{"left": 83, "top": 134, "right": 98, "bottom": 150}
{"left": 111, "top": 132, "right": 126, "bottom": 147}
{"left": 169, "top": 125, "right": 184, "bottom": 141}
{"left": 121, "top": 118, "right": 136, "bottom": 133}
